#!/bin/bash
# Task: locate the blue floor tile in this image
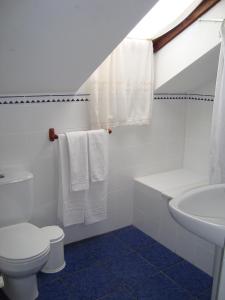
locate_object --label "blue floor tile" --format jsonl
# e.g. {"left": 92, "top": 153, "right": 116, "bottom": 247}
{"left": 164, "top": 260, "right": 213, "bottom": 298}
{"left": 34, "top": 226, "right": 212, "bottom": 299}
{"left": 66, "top": 263, "right": 120, "bottom": 300}
{"left": 38, "top": 262, "right": 76, "bottom": 289}
{"left": 113, "top": 226, "right": 156, "bottom": 250}
{"left": 82, "top": 233, "right": 132, "bottom": 261}
{"left": 198, "top": 289, "right": 212, "bottom": 300}
{"left": 64, "top": 241, "right": 98, "bottom": 272}
{"left": 0, "top": 290, "right": 8, "bottom": 300}
{"left": 99, "top": 286, "right": 135, "bottom": 300}
{"left": 134, "top": 273, "right": 194, "bottom": 300}
{"left": 138, "top": 242, "right": 183, "bottom": 270}
{"left": 106, "top": 252, "right": 159, "bottom": 291}
{"left": 38, "top": 279, "right": 70, "bottom": 300}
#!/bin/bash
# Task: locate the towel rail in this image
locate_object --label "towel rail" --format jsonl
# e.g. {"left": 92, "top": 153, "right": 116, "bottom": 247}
{"left": 49, "top": 128, "right": 112, "bottom": 142}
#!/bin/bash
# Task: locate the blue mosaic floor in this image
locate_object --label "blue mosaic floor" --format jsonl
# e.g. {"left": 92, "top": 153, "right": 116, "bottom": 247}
{"left": 0, "top": 226, "right": 213, "bottom": 299}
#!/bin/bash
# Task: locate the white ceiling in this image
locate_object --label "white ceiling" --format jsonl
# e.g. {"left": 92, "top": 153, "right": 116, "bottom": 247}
{"left": 0, "top": 0, "right": 158, "bottom": 94}
{"left": 155, "top": 44, "right": 220, "bottom": 95}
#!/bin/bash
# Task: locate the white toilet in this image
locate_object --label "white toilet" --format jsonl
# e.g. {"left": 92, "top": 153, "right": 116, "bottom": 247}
{"left": 0, "top": 169, "right": 51, "bottom": 300}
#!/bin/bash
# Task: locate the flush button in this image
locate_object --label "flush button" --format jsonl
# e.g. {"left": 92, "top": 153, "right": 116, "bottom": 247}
{"left": 0, "top": 174, "right": 5, "bottom": 179}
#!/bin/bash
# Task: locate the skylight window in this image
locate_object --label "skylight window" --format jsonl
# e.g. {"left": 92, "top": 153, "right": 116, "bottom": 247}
{"left": 128, "top": 0, "right": 202, "bottom": 40}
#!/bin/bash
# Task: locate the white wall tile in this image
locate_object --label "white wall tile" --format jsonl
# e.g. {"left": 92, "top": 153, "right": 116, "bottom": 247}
{"left": 0, "top": 97, "right": 215, "bottom": 275}
{"left": 0, "top": 132, "right": 30, "bottom": 166}
{"left": 0, "top": 99, "right": 187, "bottom": 245}
{"left": 183, "top": 102, "right": 213, "bottom": 175}
{"left": 158, "top": 196, "right": 179, "bottom": 252}
{"left": 133, "top": 208, "right": 160, "bottom": 241}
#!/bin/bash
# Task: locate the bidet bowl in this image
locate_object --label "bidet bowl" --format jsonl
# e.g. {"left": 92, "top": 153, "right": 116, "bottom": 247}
{"left": 169, "top": 184, "right": 225, "bottom": 247}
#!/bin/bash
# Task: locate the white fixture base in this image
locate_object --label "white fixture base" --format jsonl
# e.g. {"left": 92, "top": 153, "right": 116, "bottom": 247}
{"left": 3, "top": 274, "right": 38, "bottom": 300}
{"left": 42, "top": 261, "right": 66, "bottom": 274}
{"left": 211, "top": 246, "right": 223, "bottom": 300}
{"left": 0, "top": 276, "right": 4, "bottom": 288}
{"left": 217, "top": 246, "right": 225, "bottom": 300}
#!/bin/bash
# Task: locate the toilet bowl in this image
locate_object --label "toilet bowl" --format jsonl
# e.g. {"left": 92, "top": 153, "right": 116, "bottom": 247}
{"left": 0, "top": 169, "right": 65, "bottom": 299}
{"left": 0, "top": 223, "right": 50, "bottom": 300}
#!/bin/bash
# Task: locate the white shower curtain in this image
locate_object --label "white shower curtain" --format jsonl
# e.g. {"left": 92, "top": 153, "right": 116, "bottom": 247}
{"left": 210, "top": 21, "right": 225, "bottom": 184}
{"left": 83, "top": 38, "right": 154, "bottom": 129}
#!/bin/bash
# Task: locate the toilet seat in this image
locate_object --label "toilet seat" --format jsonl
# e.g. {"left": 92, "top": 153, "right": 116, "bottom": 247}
{"left": 0, "top": 247, "right": 49, "bottom": 265}
{"left": 0, "top": 223, "right": 50, "bottom": 263}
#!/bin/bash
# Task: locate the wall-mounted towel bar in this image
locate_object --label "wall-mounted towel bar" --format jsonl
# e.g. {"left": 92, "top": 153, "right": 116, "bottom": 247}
{"left": 49, "top": 128, "right": 112, "bottom": 142}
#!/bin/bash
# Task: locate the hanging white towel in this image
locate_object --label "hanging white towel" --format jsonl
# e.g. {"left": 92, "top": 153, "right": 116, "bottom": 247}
{"left": 85, "top": 130, "right": 109, "bottom": 224}
{"left": 58, "top": 134, "right": 86, "bottom": 226}
{"left": 66, "top": 131, "right": 89, "bottom": 191}
{"left": 88, "top": 129, "right": 108, "bottom": 182}
{"left": 85, "top": 181, "right": 108, "bottom": 224}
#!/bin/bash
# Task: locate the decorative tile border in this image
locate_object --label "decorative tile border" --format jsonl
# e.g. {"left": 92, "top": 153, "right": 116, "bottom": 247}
{"left": 0, "top": 94, "right": 90, "bottom": 105}
{"left": 0, "top": 93, "right": 214, "bottom": 105}
{"left": 154, "top": 94, "right": 214, "bottom": 102}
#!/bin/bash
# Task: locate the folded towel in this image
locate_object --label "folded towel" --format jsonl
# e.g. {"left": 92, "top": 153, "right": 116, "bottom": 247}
{"left": 88, "top": 129, "right": 108, "bottom": 182}
{"left": 58, "top": 134, "right": 86, "bottom": 226}
{"left": 66, "top": 131, "right": 89, "bottom": 191}
{"left": 85, "top": 129, "right": 109, "bottom": 224}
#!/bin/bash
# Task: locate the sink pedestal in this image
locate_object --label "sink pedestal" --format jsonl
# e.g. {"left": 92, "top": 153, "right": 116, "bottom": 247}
{"left": 212, "top": 246, "right": 223, "bottom": 299}
{"left": 216, "top": 245, "right": 225, "bottom": 300}
{"left": 168, "top": 184, "right": 225, "bottom": 300}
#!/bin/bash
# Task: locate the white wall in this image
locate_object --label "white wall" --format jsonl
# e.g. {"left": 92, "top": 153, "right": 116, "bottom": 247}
{"left": 0, "top": 102, "right": 90, "bottom": 227}
{"left": 0, "top": 99, "right": 185, "bottom": 244}
{"left": 183, "top": 89, "right": 214, "bottom": 177}
{"left": 156, "top": 45, "right": 220, "bottom": 94}
{"left": 191, "top": 78, "right": 217, "bottom": 95}
{"left": 133, "top": 96, "right": 215, "bottom": 275}
{"left": 155, "top": 0, "right": 225, "bottom": 91}
{"left": 0, "top": 0, "right": 216, "bottom": 256}
{"left": 0, "top": 0, "right": 191, "bottom": 245}
{"left": 0, "top": 0, "right": 157, "bottom": 95}
{"left": 183, "top": 102, "right": 213, "bottom": 176}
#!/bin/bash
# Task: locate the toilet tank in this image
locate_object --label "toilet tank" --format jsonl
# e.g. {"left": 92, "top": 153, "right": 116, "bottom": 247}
{"left": 0, "top": 169, "right": 34, "bottom": 227}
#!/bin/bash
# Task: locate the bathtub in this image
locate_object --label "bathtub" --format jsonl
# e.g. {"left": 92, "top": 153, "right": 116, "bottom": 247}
{"left": 133, "top": 169, "right": 214, "bottom": 275}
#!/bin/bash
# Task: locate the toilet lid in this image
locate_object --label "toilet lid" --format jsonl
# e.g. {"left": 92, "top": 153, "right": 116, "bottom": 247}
{"left": 0, "top": 223, "right": 50, "bottom": 261}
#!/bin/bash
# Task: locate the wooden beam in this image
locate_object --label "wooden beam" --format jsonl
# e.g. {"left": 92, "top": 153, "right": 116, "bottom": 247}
{"left": 153, "top": 0, "right": 221, "bottom": 53}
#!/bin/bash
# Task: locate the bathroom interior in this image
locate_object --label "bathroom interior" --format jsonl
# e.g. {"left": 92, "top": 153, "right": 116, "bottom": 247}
{"left": 0, "top": 0, "right": 225, "bottom": 299}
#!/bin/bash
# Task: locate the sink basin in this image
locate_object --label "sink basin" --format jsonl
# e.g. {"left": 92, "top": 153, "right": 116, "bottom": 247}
{"left": 169, "top": 184, "right": 225, "bottom": 247}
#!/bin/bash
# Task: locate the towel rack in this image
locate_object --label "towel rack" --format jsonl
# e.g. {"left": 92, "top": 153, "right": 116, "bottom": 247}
{"left": 49, "top": 128, "right": 112, "bottom": 142}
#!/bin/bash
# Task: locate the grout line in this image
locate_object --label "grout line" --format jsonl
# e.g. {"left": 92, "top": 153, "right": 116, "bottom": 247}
{"left": 39, "top": 227, "right": 212, "bottom": 300}
{"left": 122, "top": 283, "right": 138, "bottom": 300}
{"left": 96, "top": 283, "right": 137, "bottom": 300}
{"left": 159, "top": 270, "right": 199, "bottom": 299}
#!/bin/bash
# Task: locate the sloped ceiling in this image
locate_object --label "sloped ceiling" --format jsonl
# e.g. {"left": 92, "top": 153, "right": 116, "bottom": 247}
{"left": 155, "top": 45, "right": 220, "bottom": 95}
{"left": 154, "top": 0, "right": 225, "bottom": 95}
{"left": 0, "top": 0, "right": 157, "bottom": 94}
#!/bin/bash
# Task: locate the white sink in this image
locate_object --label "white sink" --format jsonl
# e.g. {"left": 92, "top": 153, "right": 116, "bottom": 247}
{"left": 169, "top": 184, "right": 225, "bottom": 248}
